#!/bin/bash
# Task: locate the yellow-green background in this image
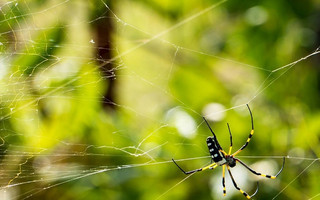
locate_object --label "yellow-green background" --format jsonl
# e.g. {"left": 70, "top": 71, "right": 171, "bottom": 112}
{"left": 0, "top": 0, "right": 319, "bottom": 199}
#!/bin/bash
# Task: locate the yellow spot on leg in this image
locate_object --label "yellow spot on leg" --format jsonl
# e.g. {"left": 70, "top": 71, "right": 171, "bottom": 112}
{"left": 240, "top": 189, "right": 250, "bottom": 199}
{"left": 228, "top": 146, "right": 232, "bottom": 155}
{"left": 202, "top": 163, "right": 217, "bottom": 171}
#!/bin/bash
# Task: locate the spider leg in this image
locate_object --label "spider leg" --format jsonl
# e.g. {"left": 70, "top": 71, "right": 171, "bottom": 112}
{"left": 203, "top": 117, "right": 223, "bottom": 151}
{"left": 236, "top": 157, "right": 285, "bottom": 179}
{"left": 227, "top": 123, "right": 233, "bottom": 155}
{"left": 172, "top": 158, "right": 218, "bottom": 175}
{"left": 232, "top": 104, "right": 254, "bottom": 156}
{"left": 222, "top": 165, "right": 226, "bottom": 196}
{"left": 227, "top": 166, "right": 259, "bottom": 199}
{"left": 204, "top": 117, "right": 228, "bottom": 158}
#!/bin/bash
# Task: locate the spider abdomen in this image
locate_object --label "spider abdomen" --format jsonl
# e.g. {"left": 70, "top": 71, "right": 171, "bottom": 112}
{"left": 207, "top": 136, "right": 226, "bottom": 165}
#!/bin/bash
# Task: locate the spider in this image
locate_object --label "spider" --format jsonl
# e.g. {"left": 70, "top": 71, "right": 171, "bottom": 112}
{"left": 172, "top": 104, "right": 285, "bottom": 199}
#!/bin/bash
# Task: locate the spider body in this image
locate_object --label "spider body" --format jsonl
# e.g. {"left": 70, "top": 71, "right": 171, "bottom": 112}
{"left": 225, "top": 154, "right": 236, "bottom": 167}
{"left": 207, "top": 136, "right": 236, "bottom": 167}
{"left": 172, "top": 104, "right": 285, "bottom": 199}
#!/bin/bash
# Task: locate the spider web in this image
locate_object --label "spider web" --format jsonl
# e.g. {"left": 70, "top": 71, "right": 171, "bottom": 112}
{"left": 0, "top": 0, "right": 320, "bottom": 200}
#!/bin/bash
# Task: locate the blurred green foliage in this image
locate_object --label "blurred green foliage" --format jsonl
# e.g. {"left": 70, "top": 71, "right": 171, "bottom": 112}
{"left": 0, "top": 0, "right": 320, "bottom": 200}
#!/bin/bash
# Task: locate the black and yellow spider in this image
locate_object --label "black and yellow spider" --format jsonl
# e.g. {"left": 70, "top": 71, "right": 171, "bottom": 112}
{"left": 172, "top": 104, "right": 285, "bottom": 199}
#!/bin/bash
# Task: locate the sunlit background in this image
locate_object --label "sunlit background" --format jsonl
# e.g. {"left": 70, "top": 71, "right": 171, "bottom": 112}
{"left": 0, "top": 0, "right": 320, "bottom": 199}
